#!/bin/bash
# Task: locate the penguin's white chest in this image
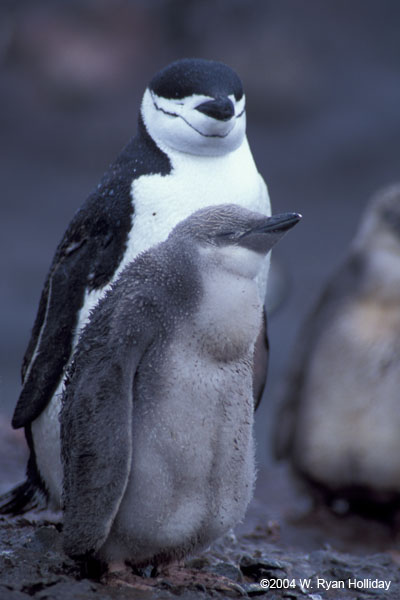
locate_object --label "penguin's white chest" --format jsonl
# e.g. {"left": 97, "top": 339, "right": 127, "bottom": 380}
{"left": 127, "top": 140, "right": 269, "bottom": 255}
{"left": 194, "top": 270, "right": 263, "bottom": 360}
{"left": 122, "top": 139, "right": 270, "bottom": 291}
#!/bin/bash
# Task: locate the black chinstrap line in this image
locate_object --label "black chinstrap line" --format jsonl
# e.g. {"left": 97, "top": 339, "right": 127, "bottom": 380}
{"left": 151, "top": 95, "right": 243, "bottom": 139}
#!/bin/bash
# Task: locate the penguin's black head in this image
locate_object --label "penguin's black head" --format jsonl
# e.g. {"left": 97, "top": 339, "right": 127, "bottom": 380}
{"left": 141, "top": 59, "right": 246, "bottom": 156}
{"left": 150, "top": 58, "right": 243, "bottom": 103}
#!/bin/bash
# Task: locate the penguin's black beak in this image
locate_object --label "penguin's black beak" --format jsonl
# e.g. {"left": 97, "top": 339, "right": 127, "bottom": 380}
{"left": 256, "top": 212, "right": 302, "bottom": 234}
{"left": 196, "top": 97, "right": 235, "bottom": 121}
{"left": 238, "top": 212, "right": 302, "bottom": 254}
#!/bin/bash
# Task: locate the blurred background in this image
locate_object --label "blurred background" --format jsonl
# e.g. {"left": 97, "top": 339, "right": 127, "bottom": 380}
{"left": 1, "top": 0, "right": 400, "bottom": 552}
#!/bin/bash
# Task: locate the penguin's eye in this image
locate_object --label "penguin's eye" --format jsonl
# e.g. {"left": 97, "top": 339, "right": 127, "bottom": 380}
{"left": 215, "top": 231, "right": 242, "bottom": 244}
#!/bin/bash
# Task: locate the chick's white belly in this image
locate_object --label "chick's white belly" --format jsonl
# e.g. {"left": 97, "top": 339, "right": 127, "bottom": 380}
{"left": 101, "top": 346, "right": 256, "bottom": 564}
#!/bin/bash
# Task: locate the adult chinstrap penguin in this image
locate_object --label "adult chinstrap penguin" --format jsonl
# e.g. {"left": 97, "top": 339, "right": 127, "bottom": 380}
{"left": 274, "top": 184, "right": 400, "bottom": 520}
{"left": 0, "top": 58, "right": 271, "bottom": 516}
{"left": 60, "top": 204, "right": 301, "bottom": 569}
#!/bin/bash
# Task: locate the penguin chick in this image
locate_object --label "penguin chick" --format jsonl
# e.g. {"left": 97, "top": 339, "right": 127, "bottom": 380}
{"left": 1, "top": 58, "right": 271, "bottom": 516}
{"left": 275, "top": 184, "right": 400, "bottom": 518}
{"left": 61, "top": 204, "right": 301, "bottom": 568}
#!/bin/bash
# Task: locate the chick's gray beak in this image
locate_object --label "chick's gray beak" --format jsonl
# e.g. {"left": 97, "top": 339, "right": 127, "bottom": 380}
{"left": 239, "top": 212, "right": 302, "bottom": 254}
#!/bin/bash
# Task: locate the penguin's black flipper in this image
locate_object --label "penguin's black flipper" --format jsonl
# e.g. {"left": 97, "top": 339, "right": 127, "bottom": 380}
{"left": 13, "top": 239, "right": 91, "bottom": 429}
{"left": 12, "top": 173, "right": 136, "bottom": 430}
{"left": 61, "top": 279, "right": 157, "bottom": 558}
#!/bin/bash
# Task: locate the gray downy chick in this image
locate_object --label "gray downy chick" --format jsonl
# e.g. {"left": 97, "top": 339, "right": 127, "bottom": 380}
{"left": 274, "top": 184, "right": 400, "bottom": 518}
{"left": 61, "top": 204, "right": 300, "bottom": 568}
{"left": 2, "top": 58, "right": 271, "bottom": 516}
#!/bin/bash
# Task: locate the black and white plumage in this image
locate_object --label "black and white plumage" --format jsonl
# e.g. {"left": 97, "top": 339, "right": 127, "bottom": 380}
{"left": 1, "top": 58, "right": 271, "bottom": 515}
{"left": 274, "top": 184, "right": 400, "bottom": 516}
{"left": 60, "top": 205, "right": 300, "bottom": 567}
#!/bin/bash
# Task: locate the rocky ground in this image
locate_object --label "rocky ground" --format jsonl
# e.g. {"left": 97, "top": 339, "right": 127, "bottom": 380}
{"left": 1, "top": 512, "right": 399, "bottom": 600}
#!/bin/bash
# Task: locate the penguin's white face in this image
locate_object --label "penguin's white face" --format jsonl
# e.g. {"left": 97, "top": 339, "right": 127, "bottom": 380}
{"left": 200, "top": 245, "right": 265, "bottom": 280}
{"left": 141, "top": 88, "right": 246, "bottom": 157}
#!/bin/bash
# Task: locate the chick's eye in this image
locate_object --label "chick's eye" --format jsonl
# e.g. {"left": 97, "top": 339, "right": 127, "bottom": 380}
{"left": 216, "top": 231, "right": 243, "bottom": 244}
{"left": 218, "top": 231, "right": 236, "bottom": 238}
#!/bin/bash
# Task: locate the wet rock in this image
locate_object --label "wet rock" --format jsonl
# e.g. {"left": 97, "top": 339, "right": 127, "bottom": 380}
{"left": 239, "top": 552, "right": 290, "bottom": 580}
{"left": 0, "top": 586, "right": 28, "bottom": 600}
{"left": 30, "top": 525, "right": 62, "bottom": 553}
{"left": 208, "top": 561, "right": 244, "bottom": 583}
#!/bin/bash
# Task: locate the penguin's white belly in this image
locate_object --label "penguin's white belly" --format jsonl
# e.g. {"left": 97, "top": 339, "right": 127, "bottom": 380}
{"left": 30, "top": 381, "right": 64, "bottom": 507}
{"left": 101, "top": 275, "right": 260, "bottom": 564}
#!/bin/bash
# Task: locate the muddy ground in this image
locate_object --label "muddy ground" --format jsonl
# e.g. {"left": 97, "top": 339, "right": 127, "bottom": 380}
{"left": 1, "top": 427, "right": 400, "bottom": 600}
{"left": 2, "top": 2, "right": 400, "bottom": 599}
{"left": 1, "top": 494, "right": 400, "bottom": 600}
